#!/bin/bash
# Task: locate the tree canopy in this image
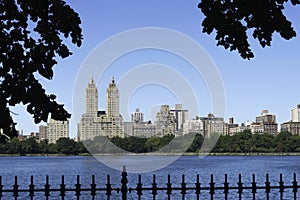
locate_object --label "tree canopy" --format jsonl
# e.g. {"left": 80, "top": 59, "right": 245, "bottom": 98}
{"left": 0, "top": 0, "right": 82, "bottom": 142}
{"left": 199, "top": 0, "right": 300, "bottom": 59}
{"left": 1, "top": 0, "right": 299, "bottom": 142}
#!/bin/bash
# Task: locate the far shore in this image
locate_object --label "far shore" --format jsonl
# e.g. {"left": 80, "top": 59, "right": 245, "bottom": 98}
{"left": 2, "top": 152, "right": 300, "bottom": 157}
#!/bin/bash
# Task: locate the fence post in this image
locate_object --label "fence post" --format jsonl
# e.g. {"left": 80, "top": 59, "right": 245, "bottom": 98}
{"left": 292, "top": 173, "right": 298, "bottom": 200}
{"left": 210, "top": 174, "right": 215, "bottom": 200}
{"left": 106, "top": 175, "right": 112, "bottom": 198}
{"left": 195, "top": 174, "right": 201, "bottom": 200}
{"left": 152, "top": 174, "right": 157, "bottom": 200}
{"left": 166, "top": 174, "right": 172, "bottom": 200}
{"left": 13, "top": 176, "right": 19, "bottom": 198}
{"left": 44, "top": 175, "right": 50, "bottom": 198}
{"left": 60, "top": 175, "right": 66, "bottom": 199}
{"left": 237, "top": 174, "right": 243, "bottom": 200}
{"left": 137, "top": 174, "right": 143, "bottom": 198}
{"left": 251, "top": 174, "right": 257, "bottom": 200}
{"left": 0, "top": 176, "right": 3, "bottom": 198}
{"left": 279, "top": 174, "right": 284, "bottom": 199}
{"left": 265, "top": 173, "right": 270, "bottom": 200}
{"left": 224, "top": 174, "right": 229, "bottom": 200}
{"left": 75, "top": 175, "right": 81, "bottom": 198}
{"left": 90, "top": 175, "right": 96, "bottom": 198}
{"left": 181, "top": 174, "right": 186, "bottom": 198}
{"left": 29, "top": 176, "right": 35, "bottom": 198}
{"left": 121, "top": 165, "right": 128, "bottom": 200}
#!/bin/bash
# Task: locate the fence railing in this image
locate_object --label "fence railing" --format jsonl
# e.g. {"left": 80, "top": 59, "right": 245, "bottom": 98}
{"left": 0, "top": 166, "right": 299, "bottom": 200}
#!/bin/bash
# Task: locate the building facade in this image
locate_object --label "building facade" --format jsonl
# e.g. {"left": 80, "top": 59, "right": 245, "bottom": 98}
{"left": 77, "top": 77, "right": 124, "bottom": 141}
{"left": 170, "top": 104, "right": 188, "bottom": 133}
{"left": 183, "top": 117, "right": 203, "bottom": 135}
{"left": 38, "top": 125, "right": 48, "bottom": 142}
{"left": 291, "top": 104, "right": 300, "bottom": 122}
{"left": 47, "top": 119, "right": 69, "bottom": 144}
{"left": 280, "top": 104, "right": 300, "bottom": 135}
{"left": 131, "top": 108, "right": 144, "bottom": 123}
{"left": 154, "top": 105, "right": 176, "bottom": 137}
{"left": 281, "top": 121, "right": 300, "bottom": 135}
{"left": 254, "top": 110, "right": 278, "bottom": 135}
{"left": 200, "top": 113, "right": 228, "bottom": 137}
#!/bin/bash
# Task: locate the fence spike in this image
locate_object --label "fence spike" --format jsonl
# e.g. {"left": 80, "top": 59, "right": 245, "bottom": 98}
{"left": 210, "top": 174, "right": 215, "bottom": 199}
{"left": 13, "top": 176, "right": 19, "bottom": 198}
{"left": 90, "top": 175, "right": 96, "bottom": 197}
{"left": 152, "top": 174, "right": 157, "bottom": 197}
{"left": 75, "top": 175, "right": 81, "bottom": 197}
{"left": 166, "top": 174, "right": 172, "bottom": 197}
{"left": 279, "top": 173, "right": 284, "bottom": 197}
{"left": 44, "top": 175, "right": 50, "bottom": 197}
{"left": 293, "top": 173, "right": 298, "bottom": 199}
{"left": 136, "top": 174, "right": 143, "bottom": 197}
{"left": 195, "top": 174, "right": 201, "bottom": 196}
{"left": 181, "top": 174, "right": 186, "bottom": 196}
{"left": 224, "top": 174, "right": 229, "bottom": 194}
{"left": 0, "top": 176, "right": 3, "bottom": 198}
{"left": 106, "top": 175, "right": 112, "bottom": 197}
{"left": 29, "top": 176, "right": 35, "bottom": 198}
{"left": 252, "top": 174, "right": 257, "bottom": 200}
{"left": 238, "top": 174, "right": 243, "bottom": 199}
{"left": 121, "top": 166, "right": 128, "bottom": 200}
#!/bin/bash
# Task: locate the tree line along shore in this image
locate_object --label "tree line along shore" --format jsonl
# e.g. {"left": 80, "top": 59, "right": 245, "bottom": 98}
{"left": 0, "top": 131, "right": 300, "bottom": 156}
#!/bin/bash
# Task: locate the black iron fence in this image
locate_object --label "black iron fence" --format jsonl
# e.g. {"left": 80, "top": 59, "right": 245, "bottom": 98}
{"left": 0, "top": 166, "right": 299, "bottom": 199}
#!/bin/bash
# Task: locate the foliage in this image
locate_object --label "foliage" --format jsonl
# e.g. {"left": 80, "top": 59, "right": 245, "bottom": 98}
{"left": 2, "top": 132, "right": 300, "bottom": 155}
{"left": 108, "top": 131, "right": 300, "bottom": 154}
{"left": 199, "top": 0, "right": 300, "bottom": 59}
{"left": 0, "top": 137, "right": 88, "bottom": 155}
{"left": 0, "top": 0, "right": 82, "bottom": 142}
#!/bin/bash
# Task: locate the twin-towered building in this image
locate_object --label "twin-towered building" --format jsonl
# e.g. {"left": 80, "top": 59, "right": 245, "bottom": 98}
{"left": 77, "top": 77, "right": 124, "bottom": 141}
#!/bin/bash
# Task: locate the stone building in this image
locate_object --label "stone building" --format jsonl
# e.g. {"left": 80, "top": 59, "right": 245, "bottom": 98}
{"left": 77, "top": 77, "right": 124, "bottom": 141}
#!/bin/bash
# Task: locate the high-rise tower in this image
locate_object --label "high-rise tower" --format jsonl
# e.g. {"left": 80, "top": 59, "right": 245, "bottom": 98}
{"left": 86, "top": 77, "right": 98, "bottom": 116}
{"left": 106, "top": 77, "right": 119, "bottom": 119}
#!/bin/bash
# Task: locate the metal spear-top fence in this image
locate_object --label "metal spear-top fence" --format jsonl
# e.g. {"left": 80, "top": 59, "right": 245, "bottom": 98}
{"left": 0, "top": 166, "right": 299, "bottom": 200}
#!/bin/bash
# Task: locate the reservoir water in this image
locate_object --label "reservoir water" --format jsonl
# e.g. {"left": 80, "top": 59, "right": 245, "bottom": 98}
{"left": 0, "top": 155, "right": 299, "bottom": 199}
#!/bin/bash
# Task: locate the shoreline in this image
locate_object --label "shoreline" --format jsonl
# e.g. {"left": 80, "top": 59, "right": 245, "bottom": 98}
{"left": 1, "top": 152, "right": 300, "bottom": 157}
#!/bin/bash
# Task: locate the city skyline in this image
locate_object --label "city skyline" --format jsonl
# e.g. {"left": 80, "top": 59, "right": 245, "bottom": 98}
{"left": 16, "top": 76, "right": 300, "bottom": 139}
{"left": 34, "top": 77, "right": 300, "bottom": 142}
{"left": 10, "top": 0, "right": 300, "bottom": 137}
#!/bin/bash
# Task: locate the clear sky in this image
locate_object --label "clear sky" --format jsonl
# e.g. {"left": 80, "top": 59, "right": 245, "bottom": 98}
{"left": 11, "top": 0, "right": 300, "bottom": 137}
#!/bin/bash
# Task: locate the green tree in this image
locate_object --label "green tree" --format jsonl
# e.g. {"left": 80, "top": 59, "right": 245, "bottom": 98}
{"left": 22, "top": 137, "right": 39, "bottom": 154}
{"left": 159, "top": 134, "right": 175, "bottom": 148}
{"left": 56, "top": 137, "right": 77, "bottom": 155}
{"left": 145, "top": 137, "right": 161, "bottom": 152}
{"left": 199, "top": 0, "right": 300, "bottom": 59}
{"left": 0, "top": 0, "right": 82, "bottom": 142}
{"left": 187, "top": 133, "right": 204, "bottom": 152}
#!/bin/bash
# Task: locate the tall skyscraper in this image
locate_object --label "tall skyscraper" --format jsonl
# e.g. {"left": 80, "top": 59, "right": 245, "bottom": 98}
{"left": 106, "top": 77, "right": 119, "bottom": 119}
{"left": 86, "top": 77, "right": 98, "bottom": 116}
{"left": 77, "top": 77, "right": 124, "bottom": 141}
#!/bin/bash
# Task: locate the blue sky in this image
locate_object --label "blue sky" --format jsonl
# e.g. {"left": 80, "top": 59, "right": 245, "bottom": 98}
{"left": 12, "top": 0, "right": 300, "bottom": 137}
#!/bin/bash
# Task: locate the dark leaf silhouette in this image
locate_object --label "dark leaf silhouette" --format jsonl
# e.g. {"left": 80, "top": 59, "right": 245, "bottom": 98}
{"left": 0, "top": 0, "right": 82, "bottom": 142}
{"left": 199, "top": 0, "right": 299, "bottom": 59}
